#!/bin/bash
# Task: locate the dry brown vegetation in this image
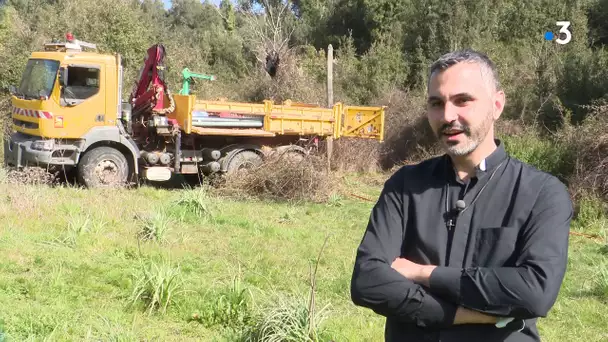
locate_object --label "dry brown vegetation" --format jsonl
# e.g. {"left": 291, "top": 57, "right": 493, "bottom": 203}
{"left": 556, "top": 103, "right": 608, "bottom": 203}
{"left": 218, "top": 152, "right": 339, "bottom": 203}
{"left": 2, "top": 166, "right": 59, "bottom": 185}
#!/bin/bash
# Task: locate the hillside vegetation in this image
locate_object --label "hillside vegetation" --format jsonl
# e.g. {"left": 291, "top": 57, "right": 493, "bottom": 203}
{"left": 0, "top": 0, "right": 607, "bottom": 340}
{"left": 1, "top": 0, "right": 608, "bottom": 202}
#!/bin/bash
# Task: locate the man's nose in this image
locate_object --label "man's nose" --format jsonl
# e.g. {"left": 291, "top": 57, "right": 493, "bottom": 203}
{"left": 440, "top": 102, "right": 459, "bottom": 122}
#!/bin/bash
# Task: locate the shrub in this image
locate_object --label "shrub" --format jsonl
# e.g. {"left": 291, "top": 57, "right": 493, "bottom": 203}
{"left": 559, "top": 103, "right": 608, "bottom": 202}
{"left": 191, "top": 274, "right": 253, "bottom": 330}
{"left": 373, "top": 89, "right": 442, "bottom": 169}
{"left": 136, "top": 211, "right": 172, "bottom": 244}
{"left": 329, "top": 138, "right": 381, "bottom": 173}
{"left": 128, "top": 258, "right": 183, "bottom": 316}
{"left": 500, "top": 126, "right": 576, "bottom": 182}
{"left": 220, "top": 152, "right": 338, "bottom": 203}
{"left": 243, "top": 293, "right": 331, "bottom": 342}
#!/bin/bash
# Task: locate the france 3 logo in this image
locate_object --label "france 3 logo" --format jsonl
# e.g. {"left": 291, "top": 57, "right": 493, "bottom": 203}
{"left": 544, "top": 21, "right": 572, "bottom": 45}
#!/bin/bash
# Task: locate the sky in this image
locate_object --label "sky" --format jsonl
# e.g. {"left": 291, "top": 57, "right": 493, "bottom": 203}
{"left": 162, "top": 0, "right": 224, "bottom": 10}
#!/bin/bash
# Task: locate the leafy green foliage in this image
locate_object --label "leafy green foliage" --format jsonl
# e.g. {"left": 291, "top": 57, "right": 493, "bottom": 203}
{"left": 191, "top": 274, "right": 253, "bottom": 330}
{"left": 243, "top": 294, "right": 331, "bottom": 342}
{"left": 129, "top": 258, "right": 183, "bottom": 315}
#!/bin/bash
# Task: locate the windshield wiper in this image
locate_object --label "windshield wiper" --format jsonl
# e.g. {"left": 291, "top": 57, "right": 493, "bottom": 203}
{"left": 22, "top": 94, "right": 39, "bottom": 100}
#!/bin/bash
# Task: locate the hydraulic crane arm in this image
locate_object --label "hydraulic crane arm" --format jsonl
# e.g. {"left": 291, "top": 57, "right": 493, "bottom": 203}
{"left": 129, "top": 44, "right": 174, "bottom": 117}
{"left": 179, "top": 68, "right": 216, "bottom": 95}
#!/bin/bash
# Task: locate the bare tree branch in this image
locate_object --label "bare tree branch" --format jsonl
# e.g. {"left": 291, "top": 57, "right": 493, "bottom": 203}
{"left": 240, "top": 0, "right": 296, "bottom": 77}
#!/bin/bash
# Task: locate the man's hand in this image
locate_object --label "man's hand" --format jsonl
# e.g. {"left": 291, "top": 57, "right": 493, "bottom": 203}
{"left": 391, "top": 257, "right": 437, "bottom": 287}
{"left": 391, "top": 258, "right": 501, "bottom": 326}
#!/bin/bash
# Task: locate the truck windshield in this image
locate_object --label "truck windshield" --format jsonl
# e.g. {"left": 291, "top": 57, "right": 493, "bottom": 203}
{"left": 16, "top": 59, "right": 60, "bottom": 99}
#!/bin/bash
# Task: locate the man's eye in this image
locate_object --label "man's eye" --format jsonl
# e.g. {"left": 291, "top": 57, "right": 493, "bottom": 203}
{"left": 455, "top": 98, "right": 471, "bottom": 106}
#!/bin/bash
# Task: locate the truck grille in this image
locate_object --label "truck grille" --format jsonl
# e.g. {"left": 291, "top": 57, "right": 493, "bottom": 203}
{"left": 13, "top": 119, "right": 39, "bottom": 130}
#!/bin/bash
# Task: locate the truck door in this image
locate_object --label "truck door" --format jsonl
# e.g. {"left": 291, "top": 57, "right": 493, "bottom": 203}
{"left": 55, "top": 64, "right": 106, "bottom": 138}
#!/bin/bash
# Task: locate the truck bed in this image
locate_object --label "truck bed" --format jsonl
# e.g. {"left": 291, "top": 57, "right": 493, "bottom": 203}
{"left": 168, "top": 94, "right": 385, "bottom": 141}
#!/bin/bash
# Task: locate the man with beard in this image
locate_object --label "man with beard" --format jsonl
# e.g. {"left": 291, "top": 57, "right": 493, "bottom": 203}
{"left": 350, "top": 49, "right": 573, "bottom": 342}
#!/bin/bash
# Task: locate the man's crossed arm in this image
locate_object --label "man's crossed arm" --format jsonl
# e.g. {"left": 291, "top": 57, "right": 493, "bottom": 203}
{"left": 390, "top": 258, "right": 498, "bottom": 325}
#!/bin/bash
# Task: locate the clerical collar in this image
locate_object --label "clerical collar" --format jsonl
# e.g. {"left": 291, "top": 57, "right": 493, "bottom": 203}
{"left": 445, "top": 139, "right": 507, "bottom": 182}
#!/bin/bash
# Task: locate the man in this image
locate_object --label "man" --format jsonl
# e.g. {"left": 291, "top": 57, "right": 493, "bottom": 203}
{"left": 350, "top": 49, "right": 573, "bottom": 341}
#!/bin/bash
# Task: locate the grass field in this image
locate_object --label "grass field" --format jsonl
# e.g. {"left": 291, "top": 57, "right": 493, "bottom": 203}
{"left": 0, "top": 170, "right": 606, "bottom": 341}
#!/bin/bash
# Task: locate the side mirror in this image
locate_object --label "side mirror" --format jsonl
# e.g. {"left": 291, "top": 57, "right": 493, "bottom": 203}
{"left": 58, "top": 67, "right": 68, "bottom": 87}
{"left": 8, "top": 85, "right": 16, "bottom": 95}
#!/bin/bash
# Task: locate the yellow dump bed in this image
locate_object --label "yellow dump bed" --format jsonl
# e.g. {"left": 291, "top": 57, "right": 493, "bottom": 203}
{"left": 168, "top": 94, "right": 385, "bottom": 141}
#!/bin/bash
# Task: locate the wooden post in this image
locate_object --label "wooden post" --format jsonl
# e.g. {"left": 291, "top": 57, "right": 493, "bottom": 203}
{"left": 327, "top": 44, "right": 334, "bottom": 107}
{"left": 326, "top": 44, "right": 334, "bottom": 172}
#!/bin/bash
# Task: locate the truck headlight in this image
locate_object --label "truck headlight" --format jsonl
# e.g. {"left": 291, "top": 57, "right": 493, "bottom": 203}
{"left": 31, "top": 139, "right": 55, "bottom": 151}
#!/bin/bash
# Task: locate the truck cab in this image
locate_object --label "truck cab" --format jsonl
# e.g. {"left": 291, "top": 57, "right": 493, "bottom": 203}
{"left": 4, "top": 34, "right": 139, "bottom": 186}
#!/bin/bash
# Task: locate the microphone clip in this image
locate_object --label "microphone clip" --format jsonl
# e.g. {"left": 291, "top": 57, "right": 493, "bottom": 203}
{"left": 445, "top": 200, "right": 466, "bottom": 231}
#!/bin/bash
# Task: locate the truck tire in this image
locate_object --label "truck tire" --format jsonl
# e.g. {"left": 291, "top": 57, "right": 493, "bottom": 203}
{"left": 271, "top": 145, "right": 306, "bottom": 164}
{"left": 225, "top": 150, "right": 263, "bottom": 175}
{"left": 77, "top": 146, "right": 129, "bottom": 188}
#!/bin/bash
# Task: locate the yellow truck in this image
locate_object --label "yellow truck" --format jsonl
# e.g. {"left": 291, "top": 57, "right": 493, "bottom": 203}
{"left": 4, "top": 34, "right": 385, "bottom": 188}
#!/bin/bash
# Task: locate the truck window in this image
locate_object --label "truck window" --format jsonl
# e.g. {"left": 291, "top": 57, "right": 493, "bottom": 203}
{"left": 17, "top": 59, "right": 60, "bottom": 99}
{"left": 61, "top": 66, "right": 100, "bottom": 106}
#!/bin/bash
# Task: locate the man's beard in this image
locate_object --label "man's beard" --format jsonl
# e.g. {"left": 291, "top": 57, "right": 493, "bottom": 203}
{"left": 436, "top": 112, "right": 493, "bottom": 156}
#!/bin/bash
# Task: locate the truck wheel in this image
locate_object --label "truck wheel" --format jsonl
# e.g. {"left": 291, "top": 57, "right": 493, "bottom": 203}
{"left": 281, "top": 150, "right": 305, "bottom": 163}
{"left": 225, "top": 150, "right": 263, "bottom": 174}
{"left": 77, "top": 146, "right": 129, "bottom": 188}
{"left": 273, "top": 146, "right": 306, "bottom": 164}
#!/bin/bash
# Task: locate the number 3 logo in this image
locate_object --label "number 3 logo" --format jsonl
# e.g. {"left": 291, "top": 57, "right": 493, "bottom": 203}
{"left": 556, "top": 21, "right": 572, "bottom": 45}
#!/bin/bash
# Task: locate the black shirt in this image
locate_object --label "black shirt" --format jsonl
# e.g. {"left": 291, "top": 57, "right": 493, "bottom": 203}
{"left": 350, "top": 140, "right": 573, "bottom": 342}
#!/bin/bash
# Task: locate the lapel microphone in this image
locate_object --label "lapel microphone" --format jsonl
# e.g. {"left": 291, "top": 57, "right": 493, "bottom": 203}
{"left": 446, "top": 200, "right": 466, "bottom": 231}
{"left": 455, "top": 200, "right": 466, "bottom": 213}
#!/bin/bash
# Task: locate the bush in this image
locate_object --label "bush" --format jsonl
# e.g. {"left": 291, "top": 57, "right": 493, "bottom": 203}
{"left": 369, "top": 89, "right": 442, "bottom": 169}
{"left": 558, "top": 103, "right": 608, "bottom": 202}
{"left": 500, "top": 126, "right": 576, "bottom": 183}
{"left": 219, "top": 152, "right": 338, "bottom": 203}
{"left": 329, "top": 138, "right": 381, "bottom": 173}
{"left": 190, "top": 275, "right": 253, "bottom": 330}
{"left": 499, "top": 101, "right": 608, "bottom": 205}
{"left": 129, "top": 258, "right": 183, "bottom": 316}
{"left": 242, "top": 293, "right": 331, "bottom": 342}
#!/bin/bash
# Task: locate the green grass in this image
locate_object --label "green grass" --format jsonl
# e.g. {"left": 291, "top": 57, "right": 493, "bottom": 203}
{"left": 0, "top": 172, "right": 605, "bottom": 341}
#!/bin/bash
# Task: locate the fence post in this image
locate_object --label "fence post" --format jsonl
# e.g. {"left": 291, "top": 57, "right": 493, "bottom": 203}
{"left": 326, "top": 44, "right": 334, "bottom": 172}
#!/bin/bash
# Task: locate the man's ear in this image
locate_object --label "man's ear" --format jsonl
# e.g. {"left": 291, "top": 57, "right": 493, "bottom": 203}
{"left": 493, "top": 90, "right": 506, "bottom": 120}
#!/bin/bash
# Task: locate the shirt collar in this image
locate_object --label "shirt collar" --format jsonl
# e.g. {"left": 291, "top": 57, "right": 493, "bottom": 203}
{"left": 444, "top": 139, "right": 508, "bottom": 181}
{"left": 477, "top": 139, "right": 507, "bottom": 175}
